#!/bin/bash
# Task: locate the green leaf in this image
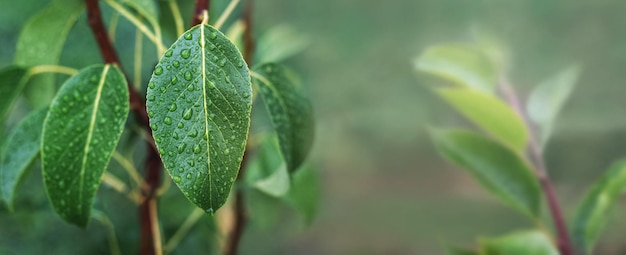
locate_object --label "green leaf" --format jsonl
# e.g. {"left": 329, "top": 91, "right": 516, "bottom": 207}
{"left": 42, "top": 65, "right": 129, "bottom": 227}
{"left": 285, "top": 164, "right": 320, "bottom": 224}
{"left": 14, "top": 1, "right": 84, "bottom": 108}
{"left": 1, "top": 108, "right": 47, "bottom": 209}
{"left": 0, "top": 66, "right": 30, "bottom": 127}
{"left": 526, "top": 65, "right": 580, "bottom": 147}
{"left": 415, "top": 43, "right": 497, "bottom": 93}
{"left": 430, "top": 129, "right": 541, "bottom": 218}
{"left": 255, "top": 24, "right": 311, "bottom": 64}
{"left": 118, "top": 0, "right": 158, "bottom": 24}
{"left": 253, "top": 63, "right": 314, "bottom": 171}
{"left": 146, "top": 25, "right": 252, "bottom": 213}
{"left": 480, "top": 230, "right": 558, "bottom": 255}
{"left": 436, "top": 88, "right": 528, "bottom": 151}
{"left": 245, "top": 136, "right": 290, "bottom": 197}
{"left": 572, "top": 160, "right": 626, "bottom": 254}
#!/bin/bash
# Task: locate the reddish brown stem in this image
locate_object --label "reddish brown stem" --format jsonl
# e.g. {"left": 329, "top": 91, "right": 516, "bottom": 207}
{"left": 242, "top": 0, "right": 254, "bottom": 62}
{"left": 85, "top": 1, "right": 162, "bottom": 254}
{"left": 498, "top": 78, "right": 573, "bottom": 255}
{"left": 191, "top": 0, "right": 210, "bottom": 26}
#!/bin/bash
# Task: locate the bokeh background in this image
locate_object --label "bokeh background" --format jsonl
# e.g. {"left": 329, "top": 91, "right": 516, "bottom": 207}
{"left": 2, "top": 0, "right": 626, "bottom": 254}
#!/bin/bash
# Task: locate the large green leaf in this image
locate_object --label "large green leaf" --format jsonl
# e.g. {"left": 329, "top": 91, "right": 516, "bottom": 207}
{"left": 436, "top": 88, "right": 528, "bottom": 151}
{"left": 146, "top": 25, "right": 252, "bottom": 213}
{"left": 0, "top": 66, "right": 30, "bottom": 127}
{"left": 431, "top": 129, "right": 541, "bottom": 218}
{"left": 0, "top": 108, "right": 47, "bottom": 209}
{"left": 42, "top": 65, "right": 129, "bottom": 227}
{"left": 572, "top": 160, "right": 626, "bottom": 254}
{"left": 480, "top": 230, "right": 558, "bottom": 255}
{"left": 14, "top": 1, "right": 84, "bottom": 108}
{"left": 526, "top": 65, "right": 580, "bottom": 147}
{"left": 415, "top": 43, "right": 497, "bottom": 93}
{"left": 253, "top": 63, "right": 314, "bottom": 171}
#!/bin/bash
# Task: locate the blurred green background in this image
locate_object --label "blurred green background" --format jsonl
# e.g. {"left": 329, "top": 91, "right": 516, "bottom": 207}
{"left": 2, "top": 0, "right": 626, "bottom": 254}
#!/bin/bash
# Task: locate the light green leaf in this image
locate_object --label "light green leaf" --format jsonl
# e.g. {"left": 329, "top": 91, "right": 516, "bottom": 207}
{"left": 1, "top": 108, "right": 47, "bottom": 209}
{"left": 254, "top": 164, "right": 289, "bottom": 197}
{"left": 436, "top": 88, "right": 528, "bottom": 151}
{"left": 0, "top": 66, "right": 30, "bottom": 127}
{"left": 255, "top": 24, "right": 311, "bottom": 64}
{"left": 415, "top": 43, "right": 497, "bottom": 93}
{"left": 118, "top": 0, "right": 158, "bottom": 23}
{"left": 285, "top": 164, "right": 320, "bottom": 224}
{"left": 14, "top": 1, "right": 84, "bottom": 108}
{"left": 42, "top": 65, "right": 129, "bottom": 227}
{"left": 572, "top": 160, "right": 626, "bottom": 254}
{"left": 225, "top": 20, "right": 245, "bottom": 52}
{"left": 526, "top": 65, "right": 580, "bottom": 147}
{"left": 245, "top": 136, "right": 290, "bottom": 197}
{"left": 480, "top": 230, "right": 558, "bottom": 255}
{"left": 253, "top": 63, "right": 314, "bottom": 171}
{"left": 431, "top": 129, "right": 541, "bottom": 218}
{"left": 146, "top": 25, "right": 252, "bottom": 213}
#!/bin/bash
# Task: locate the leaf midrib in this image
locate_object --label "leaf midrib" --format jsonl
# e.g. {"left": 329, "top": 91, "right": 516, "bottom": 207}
{"left": 200, "top": 25, "right": 213, "bottom": 209}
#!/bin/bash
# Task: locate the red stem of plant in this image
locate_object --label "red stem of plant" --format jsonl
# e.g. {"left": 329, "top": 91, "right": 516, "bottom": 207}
{"left": 191, "top": 0, "right": 210, "bottom": 26}
{"left": 499, "top": 78, "right": 573, "bottom": 255}
{"left": 85, "top": 1, "right": 161, "bottom": 254}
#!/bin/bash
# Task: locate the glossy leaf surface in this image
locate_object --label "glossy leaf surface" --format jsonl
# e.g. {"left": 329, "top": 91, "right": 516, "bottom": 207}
{"left": 146, "top": 25, "right": 252, "bottom": 213}
{"left": 42, "top": 65, "right": 129, "bottom": 227}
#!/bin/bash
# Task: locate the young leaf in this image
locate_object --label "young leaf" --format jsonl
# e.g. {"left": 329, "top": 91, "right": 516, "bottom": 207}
{"left": 480, "top": 230, "right": 558, "bottom": 255}
{"left": 526, "top": 65, "right": 580, "bottom": 147}
{"left": 0, "top": 66, "right": 30, "bottom": 126}
{"left": 146, "top": 25, "right": 252, "bottom": 213}
{"left": 254, "top": 164, "right": 289, "bottom": 197}
{"left": 253, "top": 63, "right": 314, "bottom": 171}
{"left": 255, "top": 24, "right": 311, "bottom": 64}
{"left": 572, "top": 160, "right": 626, "bottom": 254}
{"left": 415, "top": 43, "right": 497, "bottom": 93}
{"left": 245, "top": 136, "right": 290, "bottom": 197}
{"left": 42, "top": 65, "right": 129, "bottom": 227}
{"left": 436, "top": 88, "right": 528, "bottom": 151}
{"left": 430, "top": 129, "right": 541, "bottom": 218}
{"left": 1, "top": 108, "right": 47, "bottom": 209}
{"left": 285, "top": 164, "right": 320, "bottom": 224}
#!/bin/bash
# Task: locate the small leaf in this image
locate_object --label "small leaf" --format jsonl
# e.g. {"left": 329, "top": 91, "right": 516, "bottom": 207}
{"left": 1, "top": 108, "right": 47, "bottom": 209}
{"left": 415, "top": 43, "right": 497, "bottom": 93}
{"left": 480, "top": 230, "right": 559, "bottom": 255}
{"left": 146, "top": 24, "right": 252, "bottom": 213}
{"left": 285, "top": 164, "right": 320, "bottom": 224}
{"left": 245, "top": 137, "right": 290, "bottom": 197}
{"left": 0, "top": 66, "right": 30, "bottom": 127}
{"left": 572, "top": 160, "right": 626, "bottom": 254}
{"left": 255, "top": 24, "right": 311, "bottom": 64}
{"left": 436, "top": 88, "right": 528, "bottom": 151}
{"left": 118, "top": 0, "right": 158, "bottom": 24}
{"left": 253, "top": 63, "right": 314, "bottom": 171}
{"left": 526, "top": 65, "right": 580, "bottom": 147}
{"left": 430, "top": 129, "right": 541, "bottom": 218}
{"left": 42, "top": 65, "right": 129, "bottom": 227}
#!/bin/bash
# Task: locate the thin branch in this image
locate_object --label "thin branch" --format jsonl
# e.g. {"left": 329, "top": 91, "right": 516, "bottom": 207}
{"left": 498, "top": 77, "right": 573, "bottom": 255}
{"left": 104, "top": 0, "right": 166, "bottom": 54}
{"left": 108, "top": 12, "right": 120, "bottom": 41}
{"left": 150, "top": 199, "right": 163, "bottom": 255}
{"left": 102, "top": 172, "right": 143, "bottom": 204}
{"left": 163, "top": 208, "right": 205, "bottom": 254}
{"left": 134, "top": 29, "right": 143, "bottom": 90}
{"left": 112, "top": 150, "right": 145, "bottom": 190}
{"left": 214, "top": 0, "right": 241, "bottom": 30}
{"left": 93, "top": 210, "right": 122, "bottom": 255}
{"left": 168, "top": 0, "right": 185, "bottom": 36}
{"left": 242, "top": 0, "right": 254, "bottom": 63}
{"left": 29, "top": 65, "right": 78, "bottom": 76}
{"left": 191, "top": 0, "right": 210, "bottom": 26}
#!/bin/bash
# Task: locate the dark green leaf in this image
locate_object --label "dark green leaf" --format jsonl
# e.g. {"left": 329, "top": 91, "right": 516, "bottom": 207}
{"left": 0, "top": 66, "right": 30, "bottom": 127}
{"left": 572, "top": 160, "right": 626, "bottom": 254}
{"left": 436, "top": 88, "right": 528, "bottom": 152}
{"left": 42, "top": 65, "right": 129, "bottom": 227}
{"left": 1, "top": 108, "right": 47, "bottom": 209}
{"left": 431, "top": 129, "right": 541, "bottom": 218}
{"left": 285, "top": 164, "right": 320, "bottom": 224}
{"left": 253, "top": 63, "right": 314, "bottom": 171}
{"left": 526, "top": 65, "right": 580, "bottom": 147}
{"left": 415, "top": 43, "right": 497, "bottom": 93}
{"left": 146, "top": 25, "right": 252, "bottom": 213}
{"left": 480, "top": 230, "right": 558, "bottom": 255}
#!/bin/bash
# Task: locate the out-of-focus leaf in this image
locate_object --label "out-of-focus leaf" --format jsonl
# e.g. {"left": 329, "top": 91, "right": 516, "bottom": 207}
{"left": 253, "top": 63, "right": 314, "bottom": 171}
{"left": 42, "top": 65, "right": 129, "bottom": 227}
{"left": 444, "top": 243, "right": 478, "bottom": 255}
{"left": 0, "top": 108, "right": 47, "bottom": 209}
{"left": 572, "top": 160, "right": 626, "bottom": 254}
{"left": 415, "top": 43, "right": 497, "bottom": 93}
{"left": 14, "top": 1, "right": 84, "bottom": 108}
{"left": 526, "top": 65, "right": 580, "bottom": 147}
{"left": 0, "top": 66, "right": 30, "bottom": 127}
{"left": 146, "top": 25, "right": 251, "bottom": 213}
{"left": 255, "top": 24, "right": 310, "bottom": 64}
{"left": 285, "top": 164, "right": 320, "bottom": 224}
{"left": 225, "top": 20, "right": 245, "bottom": 53}
{"left": 436, "top": 88, "right": 528, "bottom": 151}
{"left": 254, "top": 164, "right": 289, "bottom": 197}
{"left": 431, "top": 129, "right": 541, "bottom": 218}
{"left": 247, "top": 189, "right": 283, "bottom": 230}
{"left": 480, "top": 230, "right": 558, "bottom": 255}
{"left": 118, "top": 0, "right": 158, "bottom": 23}
{"left": 246, "top": 137, "right": 290, "bottom": 197}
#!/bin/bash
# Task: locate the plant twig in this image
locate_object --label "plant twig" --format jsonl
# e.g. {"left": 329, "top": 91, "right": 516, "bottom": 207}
{"left": 214, "top": 0, "right": 241, "bottom": 30}
{"left": 168, "top": 0, "right": 184, "bottom": 36}
{"left": 498, "top": 77, "right": 573, "bottom": 255}
{"left": 29, "top": 65, "right": 78, "bottom": 76}
{"left": 93, "top": 210, "right": 122, "bottom": 255}
{"left": 163, "top": 208, "right": 205, "bottom": 254}
{"left": 191, "top": 0, "right": 210, "bottom": 26}
{"left": 242, "top": 0, "right": 254, "bottom": 63}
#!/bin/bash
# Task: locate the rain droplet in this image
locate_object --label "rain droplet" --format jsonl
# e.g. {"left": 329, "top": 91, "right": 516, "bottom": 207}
{"left": 182, "top": 108, "right": 193, "bottom": 120}
{"left": 154, "top": 66, "right": 163, "bottom": 75}
{"left": 242, "top": 92, "right": 250, "bottom": 98}
{"left": 208, "top": 44, "right": 216, "bottom": 51}
{"left": 148, "top": 95, "right": 156, "bottom": 101}
{"left": 206, "top": 208, "right": 214, "bottom": 214}
{"left": 212, "top": 56, "right": 218, "bottom": 62}
{"left": 165, "top": 49, "right": 173, "bottom": 57}
{"left": 171, "top": 76, "right": 178, "bottom": 85}
{"left": 187, "top": 159, "right": 195, "bottom": 167}
{"left": 193, "top": 144, "right": 201, "bottom": 154}
{"left": 184, "top": 71, "right": 193, "bottom": 81}
{"left": 187, "top": 85, "right": 195, "bottom": 91}
{"left": 177, "top": 143, "right": 186, "bottom": 153}
{"left": 223, "top": 149, "right": 230, "bottom": 155}
{"left": 209, "top": 32, "right": 217, "bottom": 40}
{"left": 150, "top": 123, "right": 158, "bottom": 131}
{"left": 177, "top": 122, "right": 184, "bottom": 128}
{"left": 173, "top": 176, "right": 182, "bottom": 183}
{"left": 184, "top": 32, "right": 193, "bottom": 40}
{"left": 189, "top": 129, "right": 198, "bottom": 137}
{"left": 219, "top": 58, "right": 227, "bottom": 67}
{"left": 186, "top": 173, "right": 192, "bottom": 179}
{"left": 164, "top": 117, "right": 172, "bottom": 125}
{"left": 169, "top": 103, "right": 177, "bottom": 112}
{"left": 237, "top": 61, "right": 244, "bottom": 68}
{"left": 178, "top": 167, "right": 184, "bottom": 173}
{"left": 173, "top": 60, "right": 180, "bottom": 68}
{"left": 180, "top": 49, "right": 191, "bottom": 59}
{"left": 173, "top": 132, "right": 179, "bottom": 139}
